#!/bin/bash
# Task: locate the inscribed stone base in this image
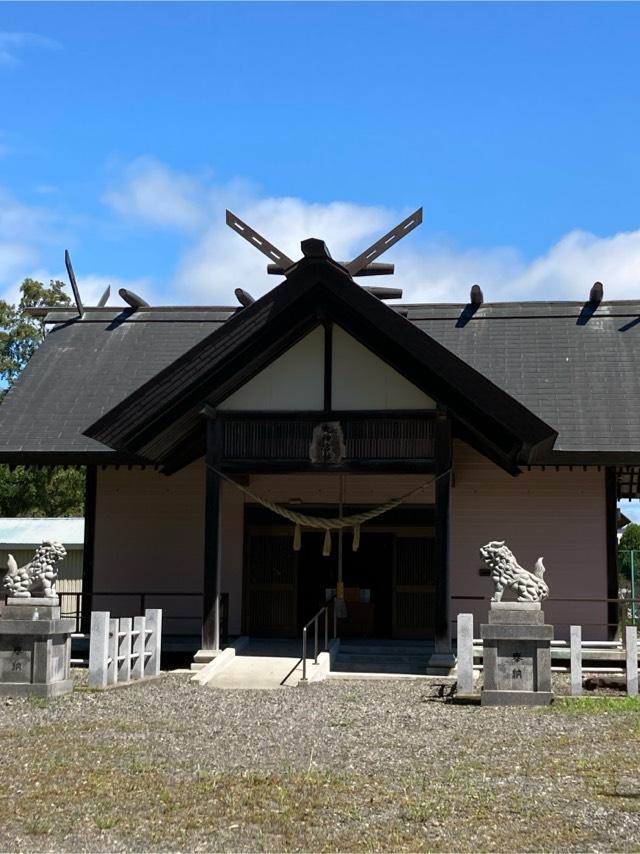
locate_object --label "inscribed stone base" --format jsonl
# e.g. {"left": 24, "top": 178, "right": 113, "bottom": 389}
{"left": 480, "top": 604, "right": 553, "bottom": 707}
{"left": 481, "top": 690, "right": 553, "bottom": 707}
{"left": 0, "top": 679, "right": 73, "bottom": 698}
{"left": 0, "top": 617, "right": 73, "bottom": 698}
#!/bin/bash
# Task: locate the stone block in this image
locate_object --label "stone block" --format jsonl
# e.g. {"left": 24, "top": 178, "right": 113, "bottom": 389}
{"left": 481, "top": 623, "right": 553, "bottom": 641}
{"left": 0, "top": 614, "right": 72, "bottom": 697}
{"left": 0, "top": 604, "right": 61, "bottom": 620}
{"left": 456, "top": 614, "right": 474, "bottom": 695}
{"left": 481, "top": 608, "right": 553, "bottom": 706}
{"left": 488, "top": 609, "right": 544, "bottom": 625}
{"left": 570, "top": 625, "right": 582, "bottom": 696}
{"left": 7, "top": 597, "right": 59, "bottom": 607}
{"left": 132, "top": 616, "right": 145, "bottom": 680}
{"left": 481, "top": 690, "right": 553, "bottom": 707}
{"left": 626, "top": 626, "right": 638, "bottom": 697}
{"left": 118, "top": 617, "right": 132, "bottom": 683}
{"left": 88, "top": 612, "right": 110, "bottom": 689}
{"left": 490, "top": 601, "right": 541, "bottom": 611}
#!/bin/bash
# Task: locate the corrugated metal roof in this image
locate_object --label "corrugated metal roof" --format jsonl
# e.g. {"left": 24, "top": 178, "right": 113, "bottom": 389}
{"left": 0, "top": 517, "right": 84, "bottom": 547}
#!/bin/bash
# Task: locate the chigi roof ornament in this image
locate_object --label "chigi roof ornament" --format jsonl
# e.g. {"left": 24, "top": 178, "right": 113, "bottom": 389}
{"left": 225, "top": 206, "right": 423, "bottom": 301}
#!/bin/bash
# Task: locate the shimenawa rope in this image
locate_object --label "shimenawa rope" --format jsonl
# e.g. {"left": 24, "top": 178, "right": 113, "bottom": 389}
{"left": 206, "top": 464, "right": 451, "bottom": 555}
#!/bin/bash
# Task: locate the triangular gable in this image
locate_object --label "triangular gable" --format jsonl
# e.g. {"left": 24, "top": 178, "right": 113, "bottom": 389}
{"left": 85, "top": 256, "right": 556, "bottom": 469}
{"left": 217, "top": 324, "right": 435, "bottom": 412}
{"left": 218, "top": 326, "right": 325, "bottom": 411}
{"left": 331, "top": 325, "right": 434, "bottom": 410}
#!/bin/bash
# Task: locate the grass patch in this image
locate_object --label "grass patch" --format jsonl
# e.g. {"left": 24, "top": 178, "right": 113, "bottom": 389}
{"left": 2, "top": 691, "right": 640, "bottom": 852}
{"left": 550, "top": 696, "right": 640, "bottom": 713}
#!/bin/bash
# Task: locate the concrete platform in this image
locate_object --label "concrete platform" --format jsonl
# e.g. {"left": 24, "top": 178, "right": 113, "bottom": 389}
{"left": 199, "top": 639, "right": 305, "bottom": 689}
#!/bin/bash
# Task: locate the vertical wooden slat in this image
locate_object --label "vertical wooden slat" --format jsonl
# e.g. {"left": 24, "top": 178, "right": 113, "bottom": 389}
{"left": 81, "top": 465, "right": 97, "bottom": 634}
{"left": 203, "top": 418, "right": 222, "bottom": 650}
{"left": 434, "top": 412, "right": 452, "bottom": 648}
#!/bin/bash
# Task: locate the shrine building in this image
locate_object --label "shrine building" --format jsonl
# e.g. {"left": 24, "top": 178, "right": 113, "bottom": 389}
{"left": 0, "top": 209, "right": 637, "bottom": 670}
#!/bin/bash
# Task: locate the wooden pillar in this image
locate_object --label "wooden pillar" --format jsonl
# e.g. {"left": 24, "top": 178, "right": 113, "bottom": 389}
{"left": 202, "top": 418, "right": 223, "bottom": 651}
{"left": 605, "top": 467, "right": 619, "bottom": 641}
{"left": 434, "top": 412, "right": 452, "bottom": 650}
{"left": 80, "top": 465, "right": 97, "bottom": 634}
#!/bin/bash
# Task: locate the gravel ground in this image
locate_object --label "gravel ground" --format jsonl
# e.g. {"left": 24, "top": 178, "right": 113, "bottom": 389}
{"left": 0, "top": 673, "right": 639, "bottom": 853}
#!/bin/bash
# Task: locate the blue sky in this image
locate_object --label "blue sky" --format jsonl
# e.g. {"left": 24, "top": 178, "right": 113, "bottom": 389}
{"left": 2, "top": 2, "right": 640, "bottom": 307}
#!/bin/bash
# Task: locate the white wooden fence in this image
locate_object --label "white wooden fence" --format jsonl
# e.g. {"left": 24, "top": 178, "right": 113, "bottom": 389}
{"left": 88, "top": 609, "right": 162, "bottom": 689}
{"left": 456, "top": 613, "right": 640, "bottom": 697}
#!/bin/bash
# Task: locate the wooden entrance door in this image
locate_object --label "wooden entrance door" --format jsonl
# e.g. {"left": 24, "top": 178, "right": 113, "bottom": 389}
{"left": 244, "top": 534, "right": 298, "bottom": 636}
{"left": 392, "top": 536, "right": 435, "bottom": 639}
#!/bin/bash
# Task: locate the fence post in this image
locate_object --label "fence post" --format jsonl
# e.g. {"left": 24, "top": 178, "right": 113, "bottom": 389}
{"left": 626, "top": 625, "right": 638, "bottom": 696}
{"left": 144, "top": 609, "right": 162, "bottom": 677}
{"left": 107, "top": 618, "right": 118, "bottom": 685}
{"left": 88, "top": 611, "right": 110, "bottom": 689}
{"left": 456, "top": 613, "right": 474, "bottom": 694}
{"left": 570, "top": 625, "right": 582, "bottom": 696}
{"left": 118, "top": 617, "right": 132, "bottom": 683}
{"left": 132, "top": 615, "right": 145, "bottom": 680}
{"left": 632, "top": 551, "right": 637, "bottom": 624}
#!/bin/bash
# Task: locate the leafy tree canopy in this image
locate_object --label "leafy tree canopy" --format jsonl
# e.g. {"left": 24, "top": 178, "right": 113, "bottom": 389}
{"left": 0, "top": 278, "right": 70, "bottom": 391}
{"left": 620, "top": 522, "right": 640, "bottom": 554}
{"left": 0, "top": 278, "right": 84, "bottom": 517}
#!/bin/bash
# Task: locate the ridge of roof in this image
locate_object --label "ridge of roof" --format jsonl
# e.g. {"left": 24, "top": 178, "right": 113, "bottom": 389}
{"left": 35, "top": 299, "right": 640, "bottom": 326}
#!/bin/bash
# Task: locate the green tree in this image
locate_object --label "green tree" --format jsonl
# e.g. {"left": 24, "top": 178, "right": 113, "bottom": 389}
{"left": 620, "top": 522, "right": 640, "bottom": 554}
{"left": 0, "top": 278, "right": 85, "bottom": 517}
{"left": 0, "top": 278, "right": 71, "bottom": 392}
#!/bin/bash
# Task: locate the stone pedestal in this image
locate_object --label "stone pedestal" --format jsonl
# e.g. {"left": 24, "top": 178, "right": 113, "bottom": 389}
{"left": 0, "top": 598, "right": 75, "bottom": 697}
{"left": 480, "top": 602, "right": 553, "bottom": 706}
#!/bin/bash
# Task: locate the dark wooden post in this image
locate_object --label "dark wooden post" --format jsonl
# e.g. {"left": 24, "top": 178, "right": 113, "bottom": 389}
{"left": 202, "top": 417, "right": 223, "bottom": 651}
{"left": 80, "top": 465, "right": 97, "bottom": 634}
{"left": 427, "top": 410, "right": 455, "bottom": 673}
{"left": 605, "top": 467, "right": 619, "bottom": 641}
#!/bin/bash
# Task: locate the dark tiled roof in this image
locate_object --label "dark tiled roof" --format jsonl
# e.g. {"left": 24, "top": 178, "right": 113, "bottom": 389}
{"left": 406, "top": 302, "right": 640, "bottom": 454}
{"left": 0, "top": 308, "right": 231, "bottom": 459}
{"left": 0, "top": 296, "right": 638, "bottom": 461}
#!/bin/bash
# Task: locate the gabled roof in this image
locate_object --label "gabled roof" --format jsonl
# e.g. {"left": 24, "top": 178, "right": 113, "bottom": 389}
{"left": 2, "top": 265, "right": 640, "bottom": 468}
{"left": 84, "top": 257, "right": 556, "bottom": 471}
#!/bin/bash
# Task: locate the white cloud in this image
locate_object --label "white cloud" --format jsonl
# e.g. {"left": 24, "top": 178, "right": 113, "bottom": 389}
{"left": 174, "top": 197, "right": 392, "bottom": 304}
{"left": 8, "top": 157, "right": 640, "bottom": 311}
{"left": 0, "top": 32, "right": 60, "bottom": 66}
{"left": 104, "top": 157, "right": 208, "bottom": 232}
{"left": 106, "top": 158, "right": 640, "bottom": 307}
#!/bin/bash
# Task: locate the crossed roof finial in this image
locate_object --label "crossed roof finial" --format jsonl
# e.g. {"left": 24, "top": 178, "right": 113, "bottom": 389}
{"left": 225, "top": 207, "right": 423, "bottom": 280}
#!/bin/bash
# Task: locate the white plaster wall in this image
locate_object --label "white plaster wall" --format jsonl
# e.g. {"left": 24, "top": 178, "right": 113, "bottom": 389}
{"left": 218, "top": 326, "right": 324, "bottom": 411}
{"left": 450, "top": 441, "right": 609, "bottom": 640}
{"left": 331, "top": 325, "right": 435, "bottom": 410}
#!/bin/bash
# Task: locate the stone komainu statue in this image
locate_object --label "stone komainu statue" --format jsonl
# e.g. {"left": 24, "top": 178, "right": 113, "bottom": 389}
{"left": 4, "top": 541, "right": 67, "bottom": 599}
{"left": 480, "top": 540, "right": 549, "bottom": 603}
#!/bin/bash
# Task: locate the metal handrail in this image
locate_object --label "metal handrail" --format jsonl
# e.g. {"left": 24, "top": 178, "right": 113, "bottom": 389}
{"left": 301, "top": 596, "right": 337, "bottom": 682}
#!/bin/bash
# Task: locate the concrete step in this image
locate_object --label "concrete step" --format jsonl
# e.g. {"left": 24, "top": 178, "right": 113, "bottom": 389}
{"left": 332, "top": 653, "right": 429, "bottom": 674}
{"left": 338, "top": 643, "right": 433, "bottom": 657}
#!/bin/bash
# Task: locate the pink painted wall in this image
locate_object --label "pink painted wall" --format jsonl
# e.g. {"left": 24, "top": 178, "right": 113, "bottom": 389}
{"left": 90, "top": 450, "right": 610, "bottom": 642}
{"left": 450, "top": 441, "right": 609, "bottom": 640}
{"left": 93, "top": 464, "right": 246, "bottom": 636}
{"left": 93, "top": 463, "right": 206, "bottom": 634}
